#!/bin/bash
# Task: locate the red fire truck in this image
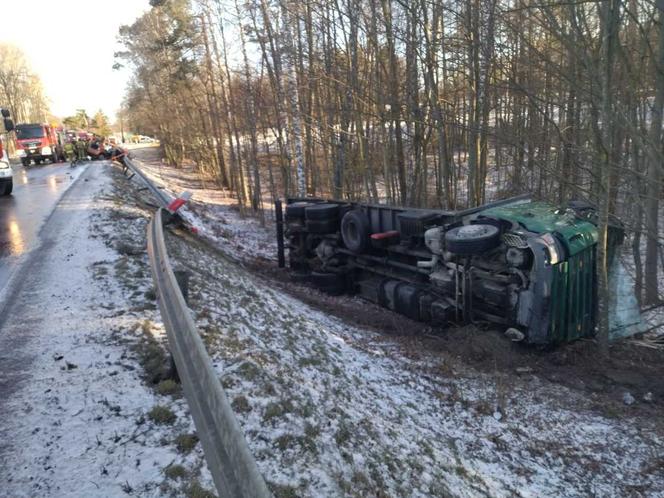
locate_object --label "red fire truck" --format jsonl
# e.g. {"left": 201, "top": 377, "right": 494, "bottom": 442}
{"left": 15, "top": 123, "right": 59, "bottom": 166}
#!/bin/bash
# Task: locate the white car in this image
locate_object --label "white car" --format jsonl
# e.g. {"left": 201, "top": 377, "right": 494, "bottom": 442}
{"left": 0, "top": 140, "right": 13, "bottom": 196}
{"left": 0, "top": 109, "right": 14, "bottom": 196}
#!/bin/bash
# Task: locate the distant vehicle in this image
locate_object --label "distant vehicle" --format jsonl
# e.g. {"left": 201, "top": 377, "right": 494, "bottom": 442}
{"left": 279, "top": 195, "right": 637, "bottom": 345}
{"left": 0, "top": 109, "right": 15, "bottom": 195}
{"left": 15, "top": 123, "right": 59, "bottom": 166}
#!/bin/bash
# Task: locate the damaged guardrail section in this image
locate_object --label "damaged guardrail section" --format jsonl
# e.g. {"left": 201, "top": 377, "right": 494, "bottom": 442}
{"left": 147, "top": 208, "right": 271, "bottom": 498}
{"left": 123, "top": 155, "right": 174, "bottom": 208}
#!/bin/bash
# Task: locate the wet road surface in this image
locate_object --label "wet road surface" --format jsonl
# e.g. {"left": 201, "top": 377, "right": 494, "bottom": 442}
{"left": 0, "top": 160, "right": 87, "bottom": 292}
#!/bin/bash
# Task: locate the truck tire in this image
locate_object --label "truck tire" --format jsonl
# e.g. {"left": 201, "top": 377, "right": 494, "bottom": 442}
{"left": 341, "top": 210, "right": 370, "bottom": 253}
{"left": 286, "top": 201, "right": 314, "bottom": 220}
{"left": 306, "top": 218, "right": 339, "bottom": 234}
{"left": 310, "top": 271, "right": 346, "bottom": 295}
{"left": 305, "top": 203, "right": 339, "bottom": 221}
{"left": 290, "top": 270, "right": 310, "bottom": 283}
{"left": 445, "top": 224, "right": 500, "bottom": 255}
{"left": 21, "top": 158, "right": 29, "bottom": 167}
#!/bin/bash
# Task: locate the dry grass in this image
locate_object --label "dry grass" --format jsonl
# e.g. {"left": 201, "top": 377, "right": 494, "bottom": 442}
{"left": 148, "top": 405, "right": 176, "bottom": 425}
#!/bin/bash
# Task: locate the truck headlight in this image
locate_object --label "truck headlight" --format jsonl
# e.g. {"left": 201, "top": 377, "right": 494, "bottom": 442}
{"left": 42, "top": 146, "right": 52, "bottom": 155}
{"left": 17, "top": 149, "right": 25, "bottom": 157}
{"left": 539, "top": 233, "right": 561, "bottom": 265}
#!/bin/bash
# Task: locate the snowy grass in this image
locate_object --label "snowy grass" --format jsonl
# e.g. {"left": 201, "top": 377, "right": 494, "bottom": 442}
{"left": 0, "top": 163, "right": 215, "bottom": 498}
{"left": 127, "top": 149, "right": 277, "bottom": 264}
{"left": 165, "top": 223, "right": 664, "bottom": 498}
{"left": 124, "top": 148, "right": 664, "bottom": 497}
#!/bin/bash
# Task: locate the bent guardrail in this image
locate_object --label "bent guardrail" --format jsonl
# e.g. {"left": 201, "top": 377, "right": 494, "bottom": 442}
{"left": 123, "top": 155, "right": 174, "bottom": 208}
{"left": 147, "top": 208, "right": 271, "bottom": 498}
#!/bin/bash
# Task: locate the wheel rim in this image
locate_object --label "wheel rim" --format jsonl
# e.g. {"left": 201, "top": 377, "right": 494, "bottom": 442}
{"left": 457, "top": 225, "right": 492, "bottom": 239}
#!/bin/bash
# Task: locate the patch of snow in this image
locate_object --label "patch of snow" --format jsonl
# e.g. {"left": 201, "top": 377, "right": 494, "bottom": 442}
{"left": 167, "top": 224, "right": 664, "bottom": 497}
{"left": 129, "top": 151, "right": 276, "bottom": 264}
{"left": 127, "top": 147, "right": 664, "bottom": 496}
{"left": 0, "top": 164, "right": 210, "bottom": 497}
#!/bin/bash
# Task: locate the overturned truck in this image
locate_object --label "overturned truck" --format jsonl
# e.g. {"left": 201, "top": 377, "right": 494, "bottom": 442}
{"left": 277, "top": 195, "right": 632, "bottom": 345}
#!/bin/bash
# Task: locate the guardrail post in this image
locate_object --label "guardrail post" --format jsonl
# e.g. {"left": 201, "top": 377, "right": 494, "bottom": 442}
{"left": 275, "top": 199, "right": 285, "bottom": 268}
{"left": 174, "top": 270, "right": 190, "bottom": 304}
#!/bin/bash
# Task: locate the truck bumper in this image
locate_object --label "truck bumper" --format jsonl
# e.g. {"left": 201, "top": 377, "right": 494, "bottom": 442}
{"left": 18, "top": 148, "right": 52, "bottom": 161}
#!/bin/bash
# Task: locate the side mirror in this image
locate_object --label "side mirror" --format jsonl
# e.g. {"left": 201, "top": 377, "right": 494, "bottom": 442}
{"left": 3, "top": 118, "right": 14, "bottom": 132}
{"left": 1, "top": 109, "right": 10, "bottom": 118}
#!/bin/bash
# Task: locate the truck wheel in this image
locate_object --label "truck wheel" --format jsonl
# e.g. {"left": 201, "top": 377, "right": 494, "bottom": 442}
{"left": 290, "top": 270, "right": 310, "bottom": 283}
{"left": 310, "top": 271, "right": 346, "bottom": 295}
{"left": 445, "top": 224, "right": 500, "bottom": 255}
{"left": 21, "top": 158, "right": 29, "bottom": 167}
{"left": 286, "top": 201, "right": 314, "bottom": 220}
{"left": 341, "top": 210, "right": 370, "bottom": 253}
{"left": 306, "top": 218, "right": 338, "bottom": 234}
{"left": 305, "top": 203, "right": 339, "bottom": 221}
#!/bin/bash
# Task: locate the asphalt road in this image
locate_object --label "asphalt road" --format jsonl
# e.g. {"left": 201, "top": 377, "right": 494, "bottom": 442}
{"left": 0, "top": 160, "right": 87, "bottom": 292}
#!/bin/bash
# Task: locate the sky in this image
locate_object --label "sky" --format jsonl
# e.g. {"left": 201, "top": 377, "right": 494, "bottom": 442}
{"left": 0, "top": 0, "right": 151, "bottom": 121}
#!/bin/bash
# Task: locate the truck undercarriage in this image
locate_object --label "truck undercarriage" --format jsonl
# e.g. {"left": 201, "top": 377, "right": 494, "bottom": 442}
{"left": 277, "top": 195, "right": 628, "bottom": 345}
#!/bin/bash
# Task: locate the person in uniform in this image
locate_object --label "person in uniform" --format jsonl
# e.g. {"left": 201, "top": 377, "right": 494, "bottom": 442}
{"left": 76, "top": 138, "right": 87, "bottom": 161}
{"left": 64, "top": 140, "right": 76, "bottom": 162}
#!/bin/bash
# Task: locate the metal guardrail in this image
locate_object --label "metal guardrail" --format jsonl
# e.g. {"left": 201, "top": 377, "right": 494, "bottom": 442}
{"left": 147, "top": 208, "right": 271, "bottom": 498}
{"left": 123, "top": 155, "right": 271, "bottom": 497}
{"left": 123, "top": 155, "right": 174, "bottom": 208}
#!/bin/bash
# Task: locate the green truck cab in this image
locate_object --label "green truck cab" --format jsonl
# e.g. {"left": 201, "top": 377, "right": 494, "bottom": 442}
{"left": 279, "top": 196, "right": 640, "bottom": 345}
{"left": 480, "top": 202, "right": 606, "bottom": 343}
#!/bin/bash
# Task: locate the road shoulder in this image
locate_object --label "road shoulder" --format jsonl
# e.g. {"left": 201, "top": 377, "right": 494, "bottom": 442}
{"left": 0, "top": 163, "right": 213, "bottom": 497}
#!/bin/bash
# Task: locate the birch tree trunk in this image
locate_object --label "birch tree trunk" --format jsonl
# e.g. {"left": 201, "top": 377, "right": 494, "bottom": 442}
{"left": 596, "top": 0, "right": 621, "bottom": 356}
{"left": 280, "top": 1, "right": 306, "bottom": 197}
{"left": 644, "top": 0, "right": 664, "bottom": 305}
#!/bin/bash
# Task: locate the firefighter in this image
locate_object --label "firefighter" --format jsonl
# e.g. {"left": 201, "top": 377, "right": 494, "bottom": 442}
{"left": 76, "top": 138, "right": 87, "bottom": 161}
{"left": 63, "top": 140, "right": 76, "bottom": 162}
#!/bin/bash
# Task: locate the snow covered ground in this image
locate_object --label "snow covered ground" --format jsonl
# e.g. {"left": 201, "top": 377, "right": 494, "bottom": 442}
{"left": 167, "top": 229, "right": 664, "bottom": 497}
{"left": 0, "top": 163, "right": 214, "bottom": 497}
{"left": 126, "top": 146, "right": 277, "bottom": 265}
{"left": 127, "top": 148, "right": 664, "bottom": 497}
{"left": 0, "top": 147, "right": 660, "bottom": 497}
